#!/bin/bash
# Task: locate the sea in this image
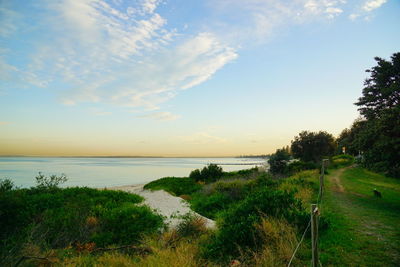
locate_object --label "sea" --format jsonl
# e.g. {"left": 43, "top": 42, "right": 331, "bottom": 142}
{"left": 0, "top": 157, "right": 267, "bottom": 188}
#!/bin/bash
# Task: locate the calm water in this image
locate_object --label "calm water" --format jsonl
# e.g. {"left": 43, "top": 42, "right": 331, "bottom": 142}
{"left": 0, "top": 157, "right": 267, "bottom": 188}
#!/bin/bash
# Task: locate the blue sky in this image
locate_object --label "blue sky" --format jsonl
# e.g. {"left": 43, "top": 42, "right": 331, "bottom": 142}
{"left": 0, "top": 0, "right": 399, "bottom": 156}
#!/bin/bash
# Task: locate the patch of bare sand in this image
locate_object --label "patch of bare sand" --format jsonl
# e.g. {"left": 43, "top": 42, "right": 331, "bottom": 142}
{"left": 109, "top": 185, "right": 216, "bottom": 229}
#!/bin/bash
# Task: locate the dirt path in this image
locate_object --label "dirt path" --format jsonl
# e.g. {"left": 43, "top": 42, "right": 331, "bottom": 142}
{"left": 330, "top": 167, "right": 346, "bottom": 193}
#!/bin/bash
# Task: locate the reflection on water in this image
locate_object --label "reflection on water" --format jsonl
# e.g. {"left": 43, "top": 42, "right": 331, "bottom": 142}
{"left": 0, "top": 157, "right": 267, "bottom": 188}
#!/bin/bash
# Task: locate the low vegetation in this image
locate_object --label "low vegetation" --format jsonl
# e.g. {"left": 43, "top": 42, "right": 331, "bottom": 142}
{"left": 0, "top": 174, "right": 164, "bottom": 266}
{"left": 143, "top": 177, "right": 201, "bottom": 196}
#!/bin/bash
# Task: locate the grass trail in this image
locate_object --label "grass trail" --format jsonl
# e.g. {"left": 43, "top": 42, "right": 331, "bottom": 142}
{"left": 320, "top": 166, "right": 400, "bottom": 266}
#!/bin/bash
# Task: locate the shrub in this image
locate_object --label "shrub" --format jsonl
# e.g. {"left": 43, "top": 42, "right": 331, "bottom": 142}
{"left": 92, "top": 204, "right": 164, "bottom": 246}
{"left": 176, "top": 214, "right": 208, "bottom": 239}
{"left": 35, "top": 172, "right": 67, "bottom": 189}
{"left": 268, "top": 148, "right": 290, "bottom": 175}
{"left": 189, "top": 164, "right": 223, "bottom": 183}
{"left": 0, "top": 183, "right": 163, "bottom": 264}
{"left": 0, "top": 178, "right": 15, "bottom": 192}
{"left": 144, "top": 177, "right": 201, "bottom": 196}
{"left": 200, "top": 188, "right": 308, "bottom": 262}
{"left": 190, "top": 193, "right": 232, "bottom": 219}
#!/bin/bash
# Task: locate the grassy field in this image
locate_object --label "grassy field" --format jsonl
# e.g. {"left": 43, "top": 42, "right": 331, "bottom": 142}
{"left": 320, "top": 166, "right": 400, "bottom": 266}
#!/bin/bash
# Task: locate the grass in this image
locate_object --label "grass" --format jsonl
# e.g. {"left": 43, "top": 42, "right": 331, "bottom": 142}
{"left": 320, "top": 166, "right": 400, "bottom": 266}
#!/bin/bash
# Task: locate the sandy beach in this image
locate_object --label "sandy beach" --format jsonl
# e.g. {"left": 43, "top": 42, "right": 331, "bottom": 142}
{"left": 110, "top": 184, "right": 216, "bottom": 229}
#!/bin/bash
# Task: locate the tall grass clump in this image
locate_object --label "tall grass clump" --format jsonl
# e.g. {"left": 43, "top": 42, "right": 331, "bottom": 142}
{"left": 252, "top": 218, "right": 298, "bottom": 267}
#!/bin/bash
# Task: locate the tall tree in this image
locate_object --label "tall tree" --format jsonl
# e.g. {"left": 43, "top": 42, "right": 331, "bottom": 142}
{"left": 355, "top": 53, "right": 400, "bottom": 120}
{"left": 291, "top": 131, "right": 335, "bottom": 163}
{"left": 353, "top": 53, "right": 400, "bottom": 177}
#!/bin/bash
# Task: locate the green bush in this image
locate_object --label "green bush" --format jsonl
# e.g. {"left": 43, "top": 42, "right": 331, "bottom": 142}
{"left": 190, "top": 192, "right": 232, "bottom": 219}
{"left": 0, "top": 180, "right": 163, "bottom": 264}
{"left": 92, "top": 204, "right": 164, "bottom": 246}
{"left": 200, "top": 188, "right": 308, "bottom": 262}
{"left": 143, "top": 177, "right": 201, "bottom": 196}
{"left": 189, "top": 164, "right": 223, "bottom": 183}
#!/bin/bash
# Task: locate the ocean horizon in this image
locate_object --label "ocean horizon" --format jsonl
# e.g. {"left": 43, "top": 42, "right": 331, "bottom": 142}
{"left": 0, "top": 157, "right": 267, "bottom": 188}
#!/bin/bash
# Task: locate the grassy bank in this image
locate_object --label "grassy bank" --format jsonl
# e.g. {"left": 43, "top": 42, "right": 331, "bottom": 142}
{"left": 3, "top": 161, "right": 398, "bottom": 266}
{"left": 320, "top": 167, "right": 400, "bottom": 266}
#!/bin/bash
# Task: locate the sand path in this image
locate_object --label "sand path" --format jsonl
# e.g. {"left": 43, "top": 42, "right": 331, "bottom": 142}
{"left": 110, "top": 185, "right": 216, "bottom": 229}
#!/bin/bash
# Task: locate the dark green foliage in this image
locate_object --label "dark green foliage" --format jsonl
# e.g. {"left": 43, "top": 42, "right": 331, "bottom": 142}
{"left": 143, "top": 177, "right": 201, "bottom": 196}
{"left": 190, "top": 192, "right": 232, "bottom": 219}
{"left": 190, "top": 174, "right": 277, "bottom": 219}
{"left": 341, "top": 53, "right": 400, "bottom": 177}
{"left": 91, "top": 204, "right": 163, "bottom": 247}
{"left": 0, "top": 178, "right": 15, "bottom": 192}
{"left": 268, "top": 148, "right": 291, "bottom": 174}
{"left": 189, "top": 164, "right": 224, "bottom": 183}
{"left": 336, "top": 118, "right": 366, "bottom": 155}
{"left": 201, "top": 188, "right": 308, "bottom": 262}
{"left": 291, "top": 131, "right": 336, "bottom": 163}
{"left": 0, "top": 179, "right": 163, "bottom": 264}
{"left": 355, "top": 53, "right": 400, "bottom": 120}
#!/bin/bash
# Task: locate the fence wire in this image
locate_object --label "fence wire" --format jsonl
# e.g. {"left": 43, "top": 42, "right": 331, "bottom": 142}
{"left": 287, "top": 219, "right": 311, "bottom": 267}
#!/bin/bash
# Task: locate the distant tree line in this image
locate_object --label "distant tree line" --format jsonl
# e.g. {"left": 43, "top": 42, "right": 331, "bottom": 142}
{"left": 268, "top": 52, "right": 399, "bottom": 178}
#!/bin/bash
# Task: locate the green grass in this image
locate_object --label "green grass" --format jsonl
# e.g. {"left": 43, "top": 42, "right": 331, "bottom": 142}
{"left": 320, "top": 167, "right": 400, "bottom": 266}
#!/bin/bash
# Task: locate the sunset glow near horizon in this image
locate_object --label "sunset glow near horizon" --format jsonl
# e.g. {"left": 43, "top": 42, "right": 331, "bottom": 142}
{"left": 1, "top": 0, "right": 399, "bottom": 157}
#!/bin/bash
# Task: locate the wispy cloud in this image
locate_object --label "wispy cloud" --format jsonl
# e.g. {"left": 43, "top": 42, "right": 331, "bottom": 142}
{"left": 0, "top": 121, "right": 10, "bottom": 126}
{"left": 349, "top": 0, "right": 387, "bottom": 20}
{"left": 0, "top": 0, "right": 386, "bottom": 116}
{"left": 0, "top": 0, "right": 237, "bottom": 114}
{"left": 206, "top": 0, "right": 348, "bottom": 45}
{"left": 362, "top": 0, "right": 387, "bottom": 11}
{"left": 138, "top": 111, "right": 180, "bottom": 121}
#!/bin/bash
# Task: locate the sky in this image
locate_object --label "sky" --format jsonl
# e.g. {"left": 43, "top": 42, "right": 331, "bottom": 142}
{"left": 0, "top": 0, "right": 399, "bottom": 157}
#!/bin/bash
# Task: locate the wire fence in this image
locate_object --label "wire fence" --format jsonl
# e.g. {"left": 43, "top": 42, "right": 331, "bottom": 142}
{"left": 287, "top": 159, "right": 328, "bottom": 267}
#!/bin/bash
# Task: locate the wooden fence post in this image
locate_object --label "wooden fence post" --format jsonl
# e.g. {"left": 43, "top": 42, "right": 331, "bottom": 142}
{"left": 311, "top": 204, "right": 319, "bottom": 267}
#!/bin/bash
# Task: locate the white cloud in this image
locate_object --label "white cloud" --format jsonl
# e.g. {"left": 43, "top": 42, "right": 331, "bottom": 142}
{"left": 181, "top": 132, "right": 228, "bottom": 144}
{"left": 349, "top": 0, "right": 387, "bottom": 20}
{"left": 362, "top": 0, "right": 387, "bottom": 12}
{"left": 1, "top": 0, "right": 237, "bottom": 115}
{"left": 138, "top": 111, "right": 180, "bottom": 121}
{"left": 207, "top": 0, "right": 347, "bottom": 45}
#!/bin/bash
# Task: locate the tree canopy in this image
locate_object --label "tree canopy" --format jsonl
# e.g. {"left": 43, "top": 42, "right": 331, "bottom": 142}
{"left": 344, "top": 53, "right": 400, "bottom": 177}
{"left": 355, "top": 53, "right": 400, "bottom": 120}
{"left": 291, "top": 131, "right": 335, "bottom": 163}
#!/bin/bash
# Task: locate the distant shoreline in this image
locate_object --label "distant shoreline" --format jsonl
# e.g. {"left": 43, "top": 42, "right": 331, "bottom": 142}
{"left": 0, "top": 155, "right": 268, "bottom": 159}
